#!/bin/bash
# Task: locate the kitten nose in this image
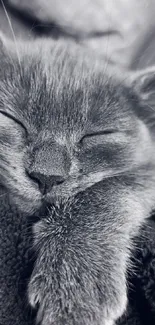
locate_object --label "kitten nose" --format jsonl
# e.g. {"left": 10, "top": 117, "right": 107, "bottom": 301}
{"left": 29, "top": 171, "right": 65, "bottom": 195}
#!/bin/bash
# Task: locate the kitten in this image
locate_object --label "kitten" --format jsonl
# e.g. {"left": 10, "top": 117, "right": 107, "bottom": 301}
{"left": 0, "top": 35, "right": 155, "bottom": 325}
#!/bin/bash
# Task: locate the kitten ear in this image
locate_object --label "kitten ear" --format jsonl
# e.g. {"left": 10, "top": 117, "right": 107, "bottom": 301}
{"left": 128, "top": 67, "right": 155, "bottom": 108}
{"left": 126, "top": 67, "right": 155, "bottom": 129}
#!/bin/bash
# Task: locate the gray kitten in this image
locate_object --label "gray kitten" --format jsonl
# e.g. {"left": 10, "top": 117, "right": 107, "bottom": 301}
{"left": 0, "top": 35, "right": 155, "bottom": 325}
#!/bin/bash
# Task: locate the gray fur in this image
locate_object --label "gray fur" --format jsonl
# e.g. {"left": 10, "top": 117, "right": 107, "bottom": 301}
{"left": 0, "top": 36, "right": 155, "bottom": 325}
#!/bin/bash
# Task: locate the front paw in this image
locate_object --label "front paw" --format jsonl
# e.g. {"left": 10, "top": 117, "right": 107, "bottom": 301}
{"left": 28, "top": 260, "right": 127, "bottom": 325}
{"left": 28, "top": 219, "right": 128, "bottom": 325}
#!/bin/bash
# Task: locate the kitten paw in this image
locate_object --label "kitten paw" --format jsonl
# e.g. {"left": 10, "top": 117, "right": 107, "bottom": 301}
{"left": 28, "top": 268, "right": 127, "bottom": 325}
{"left": 28, "top": 219, "right": 128, "bottom": 325}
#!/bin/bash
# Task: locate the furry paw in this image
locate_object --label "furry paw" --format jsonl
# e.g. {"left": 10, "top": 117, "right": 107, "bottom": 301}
{"left": 28, "top": 253, "right": 127, "bottom": 325}
{"left": 29, "top": 270, "right": 126, "bottom": 325}
{"left": 28, "top": 218, "right": 128, "bottom": 325}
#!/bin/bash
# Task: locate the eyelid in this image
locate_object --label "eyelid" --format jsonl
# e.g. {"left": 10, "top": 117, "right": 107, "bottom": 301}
{"left": 80, "top": 129, "right": 118, "bottom": 142}
{"left": 0, "top": 110, "right": 27, "bottom": 134}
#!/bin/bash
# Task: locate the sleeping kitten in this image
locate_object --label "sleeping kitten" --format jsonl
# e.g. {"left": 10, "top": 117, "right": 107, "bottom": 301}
{"left": 0, "top": 35, "right": 155, "bottom": 325}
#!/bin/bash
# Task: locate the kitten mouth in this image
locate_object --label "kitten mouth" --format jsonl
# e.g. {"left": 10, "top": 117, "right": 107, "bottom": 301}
{"left": 43, "top": 174, "right": 93, "bottom": 203}
{"left": 43, "top": 170, "right": 118, "bottom": 203}
{"left": 43, "top": 178, "right": 81, "bottom": 203}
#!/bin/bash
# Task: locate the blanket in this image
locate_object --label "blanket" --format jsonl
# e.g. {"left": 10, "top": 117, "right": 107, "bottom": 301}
{"left": 0, "top": 186, "right": 155, "bottom": 325}
{"left": 0, "top": 187, "right": 34, "bottom": 325}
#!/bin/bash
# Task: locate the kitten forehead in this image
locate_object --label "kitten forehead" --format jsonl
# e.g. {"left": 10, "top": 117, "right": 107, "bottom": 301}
{"left": 0, "top": 39, "right": 134, "bottom": 139}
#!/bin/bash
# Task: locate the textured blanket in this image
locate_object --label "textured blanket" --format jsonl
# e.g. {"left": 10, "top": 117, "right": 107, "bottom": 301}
{"left": 0, "top": 186, "right": 155, "bottom": 325}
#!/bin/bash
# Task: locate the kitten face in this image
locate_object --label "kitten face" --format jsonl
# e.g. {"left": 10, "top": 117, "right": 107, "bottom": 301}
{"left": 0, "top": 38, "right": 153, "bottom": 213}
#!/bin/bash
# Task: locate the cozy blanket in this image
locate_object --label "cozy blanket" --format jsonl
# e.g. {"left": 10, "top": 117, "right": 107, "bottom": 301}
{"left": 0, "top": 186, "right": 155, "bottom": 325}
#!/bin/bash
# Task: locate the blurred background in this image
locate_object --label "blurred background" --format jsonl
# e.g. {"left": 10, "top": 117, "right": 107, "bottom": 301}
{"left": 1, "top": 0, "right": 155, "bottom": 70}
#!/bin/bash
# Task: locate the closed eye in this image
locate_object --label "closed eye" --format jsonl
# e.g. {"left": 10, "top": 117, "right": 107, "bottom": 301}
{"left": 80, "top": 129, "right": 118, "bottom": 142}
{"left": 83, "top": 129, "right": 117, "bottom": 138}
{"left": 79, "top": 129, "right": 120, "bottom": 148}
{"left": 0, "top": 110, "right": 27, "bottom": 134}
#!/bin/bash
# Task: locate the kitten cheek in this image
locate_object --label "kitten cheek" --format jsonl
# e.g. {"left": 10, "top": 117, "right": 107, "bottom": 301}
{"left": 0, "top": 144, "right": 42, "bottom": 213}
{"left": 13, "top": 194, "right": 42, "bottom": 214}
{"left": 6, "top": 170, "right": 42, "bottom": 213}
{"left": 133, "top": 120, "right": 153, "bottom": 166}
{"left": 0, "top": 113, "right": 24, "bottom": 140}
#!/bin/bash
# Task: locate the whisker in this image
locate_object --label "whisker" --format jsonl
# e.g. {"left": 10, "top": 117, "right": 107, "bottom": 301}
{"left": 1, "top": 0, "right": 21, "bottom": 68}
{"left": 146, "top": 103, "right": 155, "bottom": 112}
